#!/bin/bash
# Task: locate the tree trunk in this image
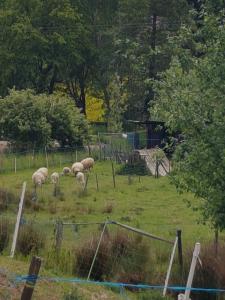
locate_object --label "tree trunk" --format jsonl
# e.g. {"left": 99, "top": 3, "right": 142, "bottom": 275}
{"left": 79, "top": 79, "right": 86, "bottom": 115}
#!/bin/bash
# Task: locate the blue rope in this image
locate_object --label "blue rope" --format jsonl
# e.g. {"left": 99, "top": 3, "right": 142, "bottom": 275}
{"left": 14, "top": 275, "right": 225, "bottom": 294}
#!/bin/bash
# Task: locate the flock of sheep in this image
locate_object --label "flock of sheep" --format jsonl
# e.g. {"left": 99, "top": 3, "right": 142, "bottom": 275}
{"left": 32, "top": 157, "right": 95, "bottom": 190}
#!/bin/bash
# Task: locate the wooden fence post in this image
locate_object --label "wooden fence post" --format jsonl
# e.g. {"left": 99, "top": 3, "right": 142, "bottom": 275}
{"left": 45, "top": 146, "right": 49, "bottom": 169}
{"left": 14, "top": 157, "right": 17, "bottom": 173}
{"left": 178, "top": 243, "right": 200, "bottom": 300}
{"left": 95, "top": 173, "right": 99, "bottom": 191}
{"left": 111, "top": 161, "right": 116, "bottom": 188}
{"left": 83, "top": 174, "right": 89, "bottom": 193}
{"left": 55, "top": 220, "right": 63, "bottom": 253}
{"left": 10, "top": 182, "right": 27, "bottom": 258}
{"left": 21, "top": 256, "right": 42, "bottom": 300}
{"left": 177, "top": 229, "right": 183, "bottom": 270}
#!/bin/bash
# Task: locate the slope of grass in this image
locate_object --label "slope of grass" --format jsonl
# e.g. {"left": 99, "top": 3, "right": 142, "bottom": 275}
{"left": 0, "top": 160, "right": 214, "bottom": 299}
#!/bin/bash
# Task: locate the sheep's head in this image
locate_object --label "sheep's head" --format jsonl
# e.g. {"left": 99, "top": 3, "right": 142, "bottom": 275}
{"left": 36, "top": 180, "right": 42, "bottom": 187}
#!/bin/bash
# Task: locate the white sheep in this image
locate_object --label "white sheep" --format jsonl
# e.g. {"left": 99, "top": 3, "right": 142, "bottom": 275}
{"left": 71, "top": 162, "right": 84, "bottom": 175}
{"left": 37, "top": 167, "right": 48, "bottom": 179}
{"left": 80, "top": 157, "right": 94, "bottom": 171}
{"left": 32, "top": 171, "right": 45, "bottom": 187}
{"left": 51, "top": 172, "right": 60, "bottom": 184}
{"left": 76, "top": 172, "right": 85, "bottom": 188}
{"left": 62, "top": 167, "right": 71, "bottom": 175}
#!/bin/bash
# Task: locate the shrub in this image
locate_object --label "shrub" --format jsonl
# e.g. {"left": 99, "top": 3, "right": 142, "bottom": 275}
{"left": 74, "top": 230, "right": 151, "bottom": 285}
{"left": 0, "top": 188, "right": 16, "bottom": 210}
{"left": 117, "top": 157, "right": 149, "bottom": 176}
{"left": 17, "top": 223, "right": 45, "bottom": 256}
{"left": 0, "top": 218, "right": 10, "bottom": 253}
{"left": 102, "top": 202, "right": 114, "bottom": 214}
{"left": 0, "top": 89, "right": 89, "bottom": 148}
{"left": 74, "top": 234, "right": 112, "bottom": 280}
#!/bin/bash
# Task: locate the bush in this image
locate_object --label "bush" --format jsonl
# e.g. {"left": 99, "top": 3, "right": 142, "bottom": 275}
{"left": 117, "top": 156, "right": 149, "bottom": 176}
{"left": 17, "top": 223, "right": 45, "bottom": 256}
{"left": 0, "top": 188, "right": 16, "bottom": 210}
{"left": 74, "top": 234, "right": 111, "bottom": 280}
{"left": 102, "top": 202, "right": 114, "bottom": 214}
{"left": 74, "top": 230, "right": 151, "bottom": 285}
{"left": 0, "top": 218, "right": 10, "bottom": 253}
{"left": 0, "top": 89, "right": 89, "bottom": 148}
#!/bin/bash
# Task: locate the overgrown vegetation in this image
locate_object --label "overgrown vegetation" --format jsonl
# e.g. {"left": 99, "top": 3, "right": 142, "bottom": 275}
{"left": 0, "top": 188, "right": 17, "bottom": 210}
{"left": 117, "top": 158, "right": 149, "bottom": 176}
{"left": 0, "top": 90, "right": 88, "bottom": 148}
{"left": 0, "top": 218, "right": 10, "bottom": 253}
{"left": 75, "top": 230, "right": 151, "bottom": 284}
{"left": 171, "top": 242, "right": 225, "bottom": 300}
{"left": 17, "top": 223, "right": 46, "bottom": 256}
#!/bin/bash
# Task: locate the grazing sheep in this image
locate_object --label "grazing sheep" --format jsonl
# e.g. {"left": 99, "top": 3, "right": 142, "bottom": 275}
{"left": 51, "top": 172, "right": 60, "bottom": 184}
{"left": 80, "top": 157, "right": 94, "bottom": 171}
{"left": 37, "top": 167, "right": 48, "bottom": 179}
{"left": 71, "top": 162, "right": 84, "bottom": 175}
{"left": 62, "top": 167, "right": 71, "bottom": 175}
{"left": 76, "top": 172, "right": 85, "bottom": 188}
{"left": 32, "top": 171, "right": 45, "bottom": 187}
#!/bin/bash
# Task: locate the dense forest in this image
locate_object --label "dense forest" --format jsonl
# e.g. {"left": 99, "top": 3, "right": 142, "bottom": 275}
{"left": 1, "top": 0, "right": 222, "bottom": 128}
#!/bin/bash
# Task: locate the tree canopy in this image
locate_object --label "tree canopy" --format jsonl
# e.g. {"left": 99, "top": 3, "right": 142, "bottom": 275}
{"left": 153, "top": 11, "right": 225, "bottom": 230}
{"left": 0, "top": 89, "right": 88, "bottom": 148}
{"left": 0, "top": 0, "right": 193, "bottom": 121}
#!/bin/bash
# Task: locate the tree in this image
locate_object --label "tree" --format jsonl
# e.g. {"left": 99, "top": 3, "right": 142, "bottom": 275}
{"left": 113, "top": 0, "right": 190, "bottom": 121}
{"left": 152, "top": 12, "right": 225, "bottom": 231}
{"left": 107, "top": 75, "right": 127, "bottom": 132}
{"left": 0, "top": 0, "right": 85, "bottom": 97}
{"left": 0, "top": 89, "right": 88, "bottom": 148}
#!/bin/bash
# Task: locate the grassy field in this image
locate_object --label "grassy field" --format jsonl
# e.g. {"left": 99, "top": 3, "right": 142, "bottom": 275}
{"left": 0, "top": 160, "right": 214, "bottom": 299}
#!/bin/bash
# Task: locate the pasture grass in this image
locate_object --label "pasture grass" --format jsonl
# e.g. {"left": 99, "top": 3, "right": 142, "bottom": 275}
{"left": 0, "top": 160, "right": 215, "bottom": 299}
{"left": 0, "top": 160, "right": 212, "bottom": 243}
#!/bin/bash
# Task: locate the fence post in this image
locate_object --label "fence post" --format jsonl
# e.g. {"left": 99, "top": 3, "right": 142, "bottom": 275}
{"left": 10, "top": 182, "right": 27, "bottom": 258}
{"left": 95, "top": 173, "right": 99, "bottom": 191}
{"left": 87, "top": 221, "right": 108, "bottom": 280}
{"left": 75, "top": 150, "right": 78, "bottom": 162}
{"left": 45, "top": 146, "right": 49, "bottom": 169}
{"left": 163, "top": 236, "right": 178, "bottom": 296}
{"left": 178, "top": 242, "right": 201, "bottom": 300}
{"left": 83, "top": 174, "right": 89, "bottom": 193}
{"left": 111, "top": 161, "right": 116, "bottom": 188}
{"left": 98, "top": 132, "right": 101, "bottom": 161}
{"left": 55, "top": 220, "right": 63, "bottom": 253}
{"left": 21, "top": 256, "right": 42, "bottom": 300}
{"left": 14, "top": 157, "right": 17, "bottom": 173}
{"left": 177, "top": 229, "right": 183, "bottom": 270}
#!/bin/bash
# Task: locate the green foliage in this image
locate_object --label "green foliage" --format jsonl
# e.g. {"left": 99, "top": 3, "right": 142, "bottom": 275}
{"left": 107, "top": 75, "right": 127, "bottom": 132}
{"left": 117, "top": 160, "right": 149, "bottom": 176}
{"left": 138, "top": 291, "right": 173, "bottom": 299}
{"left": 153, "top": 13, "right": 225, "bottom": 230}
{"left": 0, "top": 89, "right": 88, "bottom": 148}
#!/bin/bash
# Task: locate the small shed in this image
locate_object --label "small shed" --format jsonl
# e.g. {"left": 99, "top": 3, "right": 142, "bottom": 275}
{"left": 126, "top": 120, "right": 167, "bottom": 149}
